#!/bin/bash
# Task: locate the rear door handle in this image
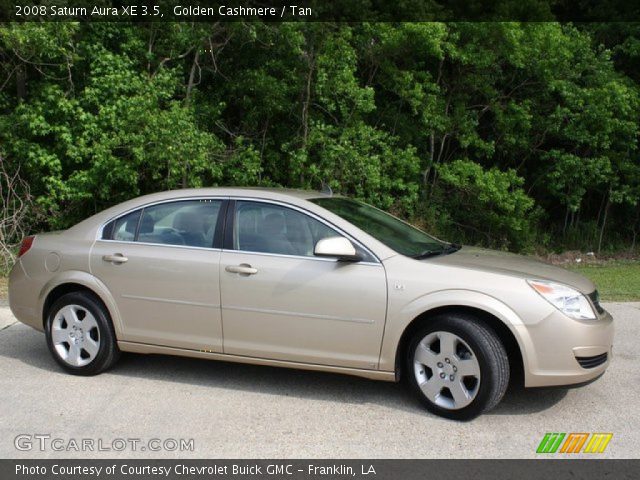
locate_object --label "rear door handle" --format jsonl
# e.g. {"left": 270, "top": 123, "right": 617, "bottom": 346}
{"left": 225, "top": 264, "right": 258, "bottom": 275}
{"left": 102, "top": 254, "right": 128, "bottom": 264}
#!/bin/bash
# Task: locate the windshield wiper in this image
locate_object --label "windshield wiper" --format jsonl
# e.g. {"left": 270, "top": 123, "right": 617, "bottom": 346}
{"left": 443, "top": 243, "right": 462, "bottom": 254}
{"left": 412, "top": 243, "right": 461, "bottom": 259}
{"left": 412, "top": 247, "right": 445, "bottom": 259}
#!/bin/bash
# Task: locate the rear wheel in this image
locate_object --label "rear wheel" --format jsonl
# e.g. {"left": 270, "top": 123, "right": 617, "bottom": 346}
{"left": 45, "top": 292, "right": 120, "bottom": 375}
{"left": 406, "top": 313, "right": 509, "bottom": 420}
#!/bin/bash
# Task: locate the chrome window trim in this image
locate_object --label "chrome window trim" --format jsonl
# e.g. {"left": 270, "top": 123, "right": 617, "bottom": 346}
{"left": 228, "top": 196, "right": 381, "bottom": 264}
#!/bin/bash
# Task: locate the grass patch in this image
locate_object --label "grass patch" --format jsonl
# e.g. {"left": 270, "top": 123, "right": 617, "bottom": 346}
{"left": 566, "top": 260, "right": 640, "bottom": 301}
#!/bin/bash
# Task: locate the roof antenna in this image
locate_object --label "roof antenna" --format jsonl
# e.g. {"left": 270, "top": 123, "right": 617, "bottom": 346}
{"left": 320, "top": 181, "right": 333, "bottom": 196}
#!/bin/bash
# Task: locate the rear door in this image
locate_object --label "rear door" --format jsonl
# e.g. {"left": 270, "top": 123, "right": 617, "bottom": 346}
{"left": 90, "top": 198, "right": 226, "bottom": 351}
{"left": 219, "top": 200, "right": 388, "bottom": 370}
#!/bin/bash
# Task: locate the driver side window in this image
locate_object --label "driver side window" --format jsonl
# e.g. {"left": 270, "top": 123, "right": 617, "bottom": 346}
{"left": 233, "top": 201, "right": 339, "bottom": 257}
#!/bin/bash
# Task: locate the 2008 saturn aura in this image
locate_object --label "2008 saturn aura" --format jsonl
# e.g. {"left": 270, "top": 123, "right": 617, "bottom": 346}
{"left": 8, "top": 188, "right": 613, "bottom": 419}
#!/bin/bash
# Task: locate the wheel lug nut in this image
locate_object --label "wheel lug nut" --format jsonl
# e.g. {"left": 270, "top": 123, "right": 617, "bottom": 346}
{"left": 453, "top": 366, "right": 457, "bottom": 372}
{"left": 450, "top": 375, "right": 455, "bottom": 381}
{"left": 445, "top": 358, "right": 450, "bottom": 364}
{"left": 440, "top": 372, "right": 446, "bottom": 379}
{"left": 437, "top": 362, "right": 443, "bottom": 368}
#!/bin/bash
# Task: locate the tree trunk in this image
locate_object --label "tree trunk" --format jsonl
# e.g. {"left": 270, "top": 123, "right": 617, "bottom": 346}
{"left": 185, "top": 50, "right": 200, "bottom": 106}
{"left": 422, "top": 132, "right": 435, "bottom": 188}
{"left": 428, "top": 134, "right": 448, "bottom": 200}
{"left": 182, "top": 50, "right": 200, "bottom": 188}
{"left": 299, "top": 51, "right": 314, "bottom": 186}
{"left": 16, "top": 64, "right": 26, "bottom": 99}
{"left": 597, "top": 191, "right": 611, "bottom": 254}
{"left": 631, "top": 205, "right": 640, "bottom": 252}
{"left": 595, "top": 190, "right": 607, "bottom": 227}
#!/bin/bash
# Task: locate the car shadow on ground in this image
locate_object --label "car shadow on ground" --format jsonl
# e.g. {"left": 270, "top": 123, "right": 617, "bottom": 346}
{"left": 1, "top": 324, "right": 567, "bottom": 417}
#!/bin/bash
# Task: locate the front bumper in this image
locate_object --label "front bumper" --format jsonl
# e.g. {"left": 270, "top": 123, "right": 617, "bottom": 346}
{"left": 517, "top": 308, "right": 614, "bottom": 388}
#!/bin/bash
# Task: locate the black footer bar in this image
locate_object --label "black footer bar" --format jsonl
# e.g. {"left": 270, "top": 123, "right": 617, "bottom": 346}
{"left": 3, "top": 459, "right": 639, "bottom": 480}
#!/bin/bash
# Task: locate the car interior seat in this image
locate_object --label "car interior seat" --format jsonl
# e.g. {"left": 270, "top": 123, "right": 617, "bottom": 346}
{"left": 173, "top": 210, "right": 206, "bottom": 247}
{"left": 261, "top": 212, "right": 295, "bottom": 255}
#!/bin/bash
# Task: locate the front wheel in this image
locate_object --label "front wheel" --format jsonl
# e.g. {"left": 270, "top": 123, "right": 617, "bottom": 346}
{"left": 45, "top": 292, "right": 120, "bottom": 375}
{"left": 406, "top": 313, "right": 510, "bottom": 420}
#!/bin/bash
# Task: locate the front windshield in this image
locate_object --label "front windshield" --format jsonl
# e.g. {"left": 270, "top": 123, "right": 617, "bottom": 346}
{"left": 311, "top": 197, "right": 449, "bottom": 258}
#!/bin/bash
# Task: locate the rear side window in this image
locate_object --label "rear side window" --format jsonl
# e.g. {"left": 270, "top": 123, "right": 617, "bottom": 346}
{"left": 102, "top": 199, "right": 222, "bottom": 248}
{"left": 140, "top": 200, "right": 222, "bottom": 248}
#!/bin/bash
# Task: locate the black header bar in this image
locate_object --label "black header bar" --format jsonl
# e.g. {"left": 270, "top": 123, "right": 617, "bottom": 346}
{"left": 2, "top": 0, "right": 640, "bottom": 22}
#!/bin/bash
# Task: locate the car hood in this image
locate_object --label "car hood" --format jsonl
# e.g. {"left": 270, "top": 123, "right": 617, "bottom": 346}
{"left": 426, "top": 246, "right": 596, "bottom": 294}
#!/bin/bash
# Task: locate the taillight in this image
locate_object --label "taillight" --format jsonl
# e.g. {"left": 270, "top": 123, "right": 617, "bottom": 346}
{"left": 17, "top": 235, "right": 35, "bottom": 258}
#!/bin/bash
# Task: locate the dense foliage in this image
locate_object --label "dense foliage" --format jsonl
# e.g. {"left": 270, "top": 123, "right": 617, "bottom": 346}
{"left": 1, "top": 22, "right": 639, "bottom": 257}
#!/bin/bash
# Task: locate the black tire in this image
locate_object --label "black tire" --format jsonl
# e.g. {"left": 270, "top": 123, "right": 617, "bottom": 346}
{"left": 406, "top": 312, "right": 509, "bottom": 420}
{"left": 45, "top": 291, "right": 120, "bottom": 375}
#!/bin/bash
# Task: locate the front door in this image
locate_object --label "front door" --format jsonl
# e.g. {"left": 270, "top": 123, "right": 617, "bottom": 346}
{"left": 219, "top": 200, "right": 387, "bottom": 370}
{"left": 90, "top": 199, "right": 225, "bottom": 351}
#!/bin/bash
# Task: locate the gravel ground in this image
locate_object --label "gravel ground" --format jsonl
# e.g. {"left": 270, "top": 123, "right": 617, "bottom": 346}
{"left": 0, "top": 303, "right": 638, "bottom": 459}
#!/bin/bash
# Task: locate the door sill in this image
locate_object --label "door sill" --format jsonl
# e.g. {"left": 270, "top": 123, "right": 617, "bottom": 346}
{"left": 118, "top": 341, "right": 396, "bottom": 382}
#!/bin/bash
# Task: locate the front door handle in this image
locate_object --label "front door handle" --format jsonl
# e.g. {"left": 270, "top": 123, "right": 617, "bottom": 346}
{"left": 225, "top": 264, "right": 258, "bottom": 275}
{"left": 102, "top": 254, "right": 128, "bottom": 264}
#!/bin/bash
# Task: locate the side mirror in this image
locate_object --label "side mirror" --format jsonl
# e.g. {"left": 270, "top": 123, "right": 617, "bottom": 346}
{"left": 314, "top": 236, "right": 362, "bottom": 262}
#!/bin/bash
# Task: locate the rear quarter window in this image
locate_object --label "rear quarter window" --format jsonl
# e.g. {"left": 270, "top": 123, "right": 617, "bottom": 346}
{"left": 102, "top": 210, "right": 141, "bottom": 241}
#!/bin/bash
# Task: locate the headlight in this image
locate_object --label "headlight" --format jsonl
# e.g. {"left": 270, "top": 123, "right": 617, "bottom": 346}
{"left": 527, "top": 280, "right": 596, "bottom": 320}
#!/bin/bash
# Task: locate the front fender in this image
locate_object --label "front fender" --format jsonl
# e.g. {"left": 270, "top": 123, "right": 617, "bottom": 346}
{"left": 39, "top": 270, "right": 124, "bottom": 336}
{"left": 379, "top": 289, "right": 532, "bottom": 375}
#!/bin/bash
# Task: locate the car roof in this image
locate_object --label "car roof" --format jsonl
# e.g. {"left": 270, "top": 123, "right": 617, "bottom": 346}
{"left": 164, "top": 186, "right": 333, "bottom": 201}
{"left": 114, "top": 187, "right": 335, "bottom": 205}
{"left": 85, "top": 187, "right": 335, "bottom": 222}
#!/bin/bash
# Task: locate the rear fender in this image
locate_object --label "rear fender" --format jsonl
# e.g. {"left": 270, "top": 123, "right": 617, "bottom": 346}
{"left": 39, "top": 271, "right": 123, "bottom": 337}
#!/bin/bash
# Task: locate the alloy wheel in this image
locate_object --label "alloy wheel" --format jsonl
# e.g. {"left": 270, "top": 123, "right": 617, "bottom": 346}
{"left": 51, "top": 304, "right": 101, "bottom": 367}
{"left": 413, "top": 331, "right": 481, "bottom": 410}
